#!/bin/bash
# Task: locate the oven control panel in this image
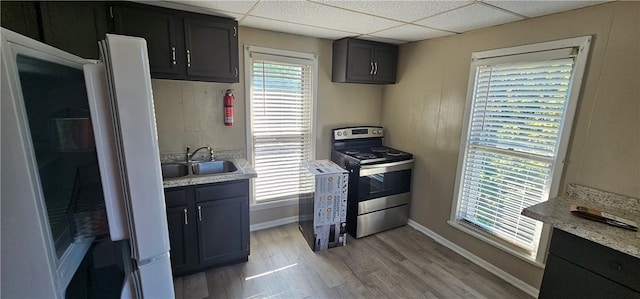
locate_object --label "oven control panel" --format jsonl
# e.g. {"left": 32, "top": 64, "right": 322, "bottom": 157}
{"left": 333, "top": 126, "right": 383, "bottom": 140}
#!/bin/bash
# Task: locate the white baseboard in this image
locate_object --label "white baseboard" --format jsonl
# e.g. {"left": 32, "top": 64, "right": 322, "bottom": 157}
{"left": 250, "top": 216, "right": 298, "bottom": 232}
{"left": 407, "top": 219, "right": 540, "bottom": 298}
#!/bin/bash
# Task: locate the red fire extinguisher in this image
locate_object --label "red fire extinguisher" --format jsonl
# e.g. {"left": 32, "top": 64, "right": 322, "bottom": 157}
{"left": 224, "top": 89, "right": 234, "bottom": 126}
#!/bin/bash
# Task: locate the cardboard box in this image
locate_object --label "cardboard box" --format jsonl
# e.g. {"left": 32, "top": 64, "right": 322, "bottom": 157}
{"left": 298, "top": 160, "right": 348, "bottom": 251}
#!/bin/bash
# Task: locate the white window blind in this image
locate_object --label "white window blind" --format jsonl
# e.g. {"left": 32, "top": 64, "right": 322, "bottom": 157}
{"left": 249, "top": 52, "right": 315, "bottom": 202}
{"left": 456, "top": 54, "right": 578, "bottom": 252}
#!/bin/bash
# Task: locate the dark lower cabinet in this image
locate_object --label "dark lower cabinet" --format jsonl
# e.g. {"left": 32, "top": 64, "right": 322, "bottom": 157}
{"left": 539, "top": 229, "right": 640, "bottom": 299}
{"left": 166, "top": 205, "right": 191, "bottom": 274}
{"left": 197, "top": 196, "right": 249, "bottom": 266}
{"left": 165, "top": 179, "right": 249, "bottom": 276}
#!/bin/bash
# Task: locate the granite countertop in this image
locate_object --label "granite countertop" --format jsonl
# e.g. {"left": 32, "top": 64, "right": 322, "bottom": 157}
{"left": 160, "top": 151, "right": 257, "bottom": 188}
{"left": 522, "top": 184, "right": 640, "bottom": 259}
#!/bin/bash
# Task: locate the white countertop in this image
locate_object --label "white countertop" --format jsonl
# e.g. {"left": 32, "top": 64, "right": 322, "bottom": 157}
{"left": 522, "top": 184, "right": 640, "bottom": 259}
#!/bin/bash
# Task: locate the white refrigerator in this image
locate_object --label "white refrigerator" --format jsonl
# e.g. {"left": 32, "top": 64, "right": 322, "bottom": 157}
{"left": 1, "top": 28, "right": 174, "bottom": 298}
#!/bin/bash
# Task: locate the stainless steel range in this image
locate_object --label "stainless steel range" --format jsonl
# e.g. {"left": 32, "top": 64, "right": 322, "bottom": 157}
{"left": 330, "top": 126, "right": 413, "bottom": 238}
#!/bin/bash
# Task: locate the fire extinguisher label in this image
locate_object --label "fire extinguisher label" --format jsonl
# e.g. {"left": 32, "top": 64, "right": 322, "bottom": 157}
{"left": 224, "top": 107, "right": 233, "bottom": 125}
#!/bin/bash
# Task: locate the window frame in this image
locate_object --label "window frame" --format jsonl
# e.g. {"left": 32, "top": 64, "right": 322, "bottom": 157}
{"left": 244, "top": 45, "right": 318, "bottom": 207}
{"left": 449, "top": 36, "right": 592, "bottom": 265}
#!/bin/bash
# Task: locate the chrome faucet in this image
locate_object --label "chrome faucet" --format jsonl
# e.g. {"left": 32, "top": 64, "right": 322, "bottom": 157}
{"left": 186, "top": 146, "right": 214, "bottom": 162}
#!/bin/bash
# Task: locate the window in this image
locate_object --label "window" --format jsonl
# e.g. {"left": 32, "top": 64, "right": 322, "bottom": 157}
{"left": 451, "top": 37, "right": 591, "bottom": 262}
{"left": 245, "top": 46, "right": 317, "bottom": 203}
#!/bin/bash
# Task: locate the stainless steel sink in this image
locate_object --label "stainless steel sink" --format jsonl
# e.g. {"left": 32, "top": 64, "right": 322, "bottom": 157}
{"left": 192, "top": 161, "right": 238, "bottom": 175}
{"left": 161, "top": 163, "right": 189, "bottom": 179}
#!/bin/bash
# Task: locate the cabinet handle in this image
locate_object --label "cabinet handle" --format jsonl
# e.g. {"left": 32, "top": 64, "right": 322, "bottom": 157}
{"left": 369, "top": 62, "right": 374, "bottom": 75}
{"left": 233, "top": 26, "right": 237, "bottom": 37}
{"left": 235, "top": 67, "right": 238, "bottom": 78}
{"left": 197, "top": 205, "right": 202, "bottom": 221}
{"left": 374, "top": 62, "right": 378, "bottom": 75}
{"left": 187, "top": 50, "right": 191, "bottom": 68}
{"left": 172, "top": 47, "right": 176, "bottom": 65}
{"left": 109, "top": 6, "right": 114, "bottom": 19}
{"left": 183, "top": 208, "right": 188, "bottom": 225}
{"left": 609, "top": 261, "right": 623, "bottom": 270}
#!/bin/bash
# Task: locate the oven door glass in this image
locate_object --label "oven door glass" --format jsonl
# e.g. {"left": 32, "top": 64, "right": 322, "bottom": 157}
{"left": 358, "top": 167, "right": 411, "bottom": 200}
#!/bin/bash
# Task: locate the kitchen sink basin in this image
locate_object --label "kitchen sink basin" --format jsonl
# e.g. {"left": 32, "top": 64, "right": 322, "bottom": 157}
{"left": 161, "top": 163, "right": 189, "bottom": 179}
{"left": 192, "top": 161, "right": 238, "bottom": 175}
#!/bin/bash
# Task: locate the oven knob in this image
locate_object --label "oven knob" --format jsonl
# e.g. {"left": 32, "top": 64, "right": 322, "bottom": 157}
{"left": 343, "top": 130, "right": 348, "bottom": 136}
{"left": 337, "top": 131, "right": 342, "bottom": 136}
{"left": 377, "top": 129, "right": 383, "bottom": 134}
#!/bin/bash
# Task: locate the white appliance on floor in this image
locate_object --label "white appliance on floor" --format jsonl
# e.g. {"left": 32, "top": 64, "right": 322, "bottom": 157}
{"left": 1, "top": 29, "right": 174, "bottom": 298}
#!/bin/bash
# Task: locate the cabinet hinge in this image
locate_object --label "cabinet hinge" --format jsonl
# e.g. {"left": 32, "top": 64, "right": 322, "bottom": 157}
{"left": 233, "top": 26, "right": 237, "bottom": 37}
{"left": 110, "top": 6, "right": 114, "bottom": 19}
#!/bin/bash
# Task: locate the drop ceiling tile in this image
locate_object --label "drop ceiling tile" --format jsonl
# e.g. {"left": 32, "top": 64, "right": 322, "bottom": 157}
{"left": 313, "top": 0, "right": 472, "bottom": 22}
{"left": 165, "top": 0, "right": 258, "bottom": 15}
{"left": 415, "top": 3, "right": 524, "bottom": 33}
{"left": 484, "top": 0, "right": 608, "bottom": 18}
{"left": 152, "top": 1, "right": 245, "bottom": 19}
{"left": 240, "top": 16, "right": 357, "bottom": 40}
{"left": 249, "top": 0, "right": 404, "bottom": 34}
{"left": 372, "top": 24, "right": 454, "bottom": 42}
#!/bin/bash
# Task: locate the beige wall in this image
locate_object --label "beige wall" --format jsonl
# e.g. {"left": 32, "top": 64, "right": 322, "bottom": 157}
{"left": 381, "top": 1, "right": 639, "bottom": 290}
{"left": 153, "top": 27, "right": 383, "bottom": 158}
{"left": 153, "top": 27, "right": 384, "bottom": 224}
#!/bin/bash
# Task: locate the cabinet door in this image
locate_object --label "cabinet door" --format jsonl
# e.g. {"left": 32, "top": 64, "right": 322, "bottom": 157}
{"left": 539, "top": 254, "right": 640, "bottom": 299}
{"left": 346, "top": 40, "right": 374, "bottom": 82}
{"left": 39, "top": 2, "right": 109, "bottom": 59}
{"left": 166, "top": 206, "right": 191, "bottom": 274}
{"left": 0, "top": 1, "right": 40, "bottom": 40}
{"left": 372, "top": 44, "right": 398, "bottom": 84}
{"left": 196, "top": 196, "right": 248, "bottom": 266}
{"left": 184, "top": 18, "right": 239, "bottom": 82}
{"left": 112, "top": 4, "right": 181, "bottom": 76}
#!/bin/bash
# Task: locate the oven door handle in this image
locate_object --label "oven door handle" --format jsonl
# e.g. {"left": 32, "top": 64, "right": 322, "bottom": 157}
{"left": 359, "top": 159, "right": 414, "bottom": 177}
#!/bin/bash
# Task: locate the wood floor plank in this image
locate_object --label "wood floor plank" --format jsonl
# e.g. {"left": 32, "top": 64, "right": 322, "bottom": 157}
{"left": 173, "top": 224, "right": 533, "bottom": 299}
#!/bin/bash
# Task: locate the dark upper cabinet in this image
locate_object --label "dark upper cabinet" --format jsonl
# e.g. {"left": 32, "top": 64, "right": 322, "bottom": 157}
{"left": 40, "top": 2, "right": 109, "bottom": 59}
{"left": 184, "top": 17, "right": 239, "bottom": 82}
{"left": 112, "top": 4, "right": 182, "bottom": 76}
{"left": 371, "top": 43, "right": 398, "bottom": 83}
{"left": 1, "top": 1, "right": 109, "bottom": 59}
{"left": 0, "top": 1, "right": 40, "bottom": 40}
{"left": 332, "top": 38, "right": 398, "bottom": 84}
{"left": 111, "top": 2, "right": 239, "bottom": 83}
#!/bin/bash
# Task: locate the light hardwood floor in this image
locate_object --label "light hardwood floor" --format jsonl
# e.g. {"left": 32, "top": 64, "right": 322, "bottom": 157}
{"left": 173, "top": 223, "right": 533, "bottom": 299}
